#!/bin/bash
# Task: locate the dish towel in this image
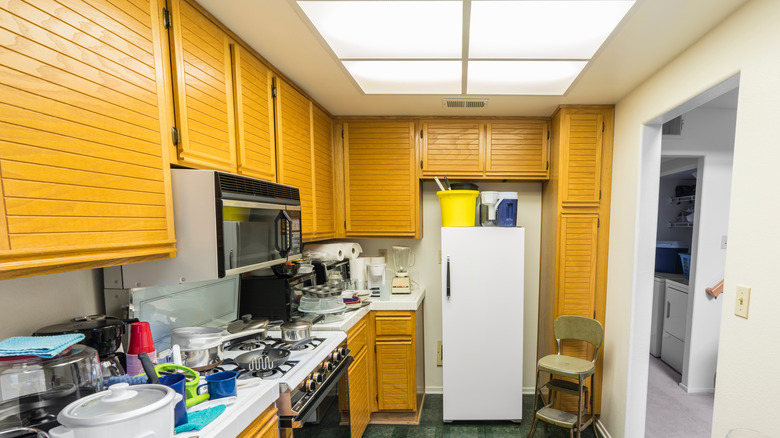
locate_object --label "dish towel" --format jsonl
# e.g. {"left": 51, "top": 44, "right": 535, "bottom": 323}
{"left": 0, "top": 334, "right": 85, "bottom": 358}
{"left": 174, "top": 405, "right": 227, "bottom": 433}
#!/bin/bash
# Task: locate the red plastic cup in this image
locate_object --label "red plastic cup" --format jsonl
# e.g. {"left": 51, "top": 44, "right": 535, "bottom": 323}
{"left": 127, "top": 322, "right": 155, "bottom": 355}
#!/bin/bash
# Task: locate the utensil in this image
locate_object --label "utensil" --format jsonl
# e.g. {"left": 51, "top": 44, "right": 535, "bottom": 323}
{"left": 138, "top": 352, "right": 159, "bottom": 384}
{"left": 197, "top": 371, "right": 237, "bottom": 399}
{"left": 222, "top": 315, "right": 270, "bottom": 334}
{"left": 158, "top": 374, "right": 187, "bottom": 427}
{"left": 280, "top": 321, "right": 311, "bottom": 343}
{"left": 228, "top": 348, "right": 290, "bottom": 374}
{"left": 434, "top": 176, "right": 446, "bottom": 191}
{"left": 444, "top": 176, "right": 452, "bottom": 190}
{"left": 154, "top": 364, "right": 209, "bottom": 408}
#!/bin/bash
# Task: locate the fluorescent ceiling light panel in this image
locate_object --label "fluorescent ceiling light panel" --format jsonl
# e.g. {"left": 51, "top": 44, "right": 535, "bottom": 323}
{"left": 469, "top": 1, "right": 635, "bottom": 59}
{"left": 467, "top": 61, "right": 587, "bottom": 95}
{"left": 342, "top": 61, "right": 461, "bottom": 94}
{"left": 297, "top": 1, "right": 462, "bottom": 59}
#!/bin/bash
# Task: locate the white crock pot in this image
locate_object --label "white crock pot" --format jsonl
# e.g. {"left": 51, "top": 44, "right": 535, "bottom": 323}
{"left": 48, "top": 383, "right": 180, "bottom": 438}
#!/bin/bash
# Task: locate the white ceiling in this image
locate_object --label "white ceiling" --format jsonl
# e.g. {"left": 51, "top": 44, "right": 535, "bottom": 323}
{"left": 195, "top": 0, "right": 749, "bottom": 117}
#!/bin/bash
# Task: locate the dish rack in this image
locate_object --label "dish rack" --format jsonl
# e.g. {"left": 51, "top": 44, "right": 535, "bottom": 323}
{"left": 299, "top": 285, "right": 347, "bottom": 322}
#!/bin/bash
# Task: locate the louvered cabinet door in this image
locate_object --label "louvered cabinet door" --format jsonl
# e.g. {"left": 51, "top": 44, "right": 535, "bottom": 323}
{"left": 0, "top": 0, "right": 175, "bottom": 279}
{"left": 560, "top": 112, "right": 604, "bottom": 206}
{"left": 311, "top": 106, "right": 336, "bottom": 240}
{"left": 375, "top": 341, "right": 416, "bottom": 411}
{"left": 485, "top": 120, "right": 549, "bottom": 179}
{"left": 168, "top": 0, "right": 236, "bottom": 172}
{"left": 234, "top": 45, "right": 275, "bottom": 181}
{"left": 275, "top": 80, "right": 314, "bottom": 238}
{"left": 420, "top": 121, "right": 484, "bottom": 177}
{"left": 343, "top": 122, "right": 418, "bottom": 237}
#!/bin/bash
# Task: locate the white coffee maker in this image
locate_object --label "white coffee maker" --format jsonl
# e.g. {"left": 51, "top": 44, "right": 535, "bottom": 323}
{"left": 366, "top": 263, "right": 386, "bottom": 291}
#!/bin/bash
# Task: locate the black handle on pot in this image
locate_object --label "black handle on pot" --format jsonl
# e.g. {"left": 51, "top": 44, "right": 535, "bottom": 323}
{"left": 139, "top": 352, "right": 159, "bottom": 384}
{"left": 446, "top": 256, "right": 451, "bottom": 298}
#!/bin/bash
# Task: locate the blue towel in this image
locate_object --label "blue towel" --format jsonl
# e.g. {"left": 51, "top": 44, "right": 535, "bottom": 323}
{"left": 0, "top": 334, "right": 85, "bottom": 358}
{"left": 106, "top": 375, "right": 149, "bottom": 386}
{"left": 174, "top": 405, "right": 227, "bottom": 433}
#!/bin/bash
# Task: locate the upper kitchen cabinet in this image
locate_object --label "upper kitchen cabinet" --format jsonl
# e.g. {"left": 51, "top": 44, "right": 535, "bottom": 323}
{"left": 311, "top": 106, "right": 337, "bottom": 240}
{"left": 0, "top": 0, "right": 176, "bottom": 279}
{"left": 537, "top": 105, "right": 614, "bottom": 414}
{"left": 420, "top": 119, "right": 549, "bottom": 180}
{"left": 340, "top": 121, "right": 420, "bottom": 238}
{"left": 233, "top": 44, "right": 276, "bottom": 181}
{"left": 167, "top": 0, "right": 237, "bottom": 172}
{"left": 275, "top": 79, "right": 316, "bottom": 240}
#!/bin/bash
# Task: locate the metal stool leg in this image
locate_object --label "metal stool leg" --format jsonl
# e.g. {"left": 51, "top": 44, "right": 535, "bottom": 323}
{"left": 527, "top": 367, "right": 542, "bottom": 438}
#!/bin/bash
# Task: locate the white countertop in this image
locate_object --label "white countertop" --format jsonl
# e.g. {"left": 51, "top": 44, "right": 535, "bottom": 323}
{"left": 312, "top": 288, "right": 425, "bottom": 332}
{"left": 176, "top": 380, "right": 279, "bottom": 438}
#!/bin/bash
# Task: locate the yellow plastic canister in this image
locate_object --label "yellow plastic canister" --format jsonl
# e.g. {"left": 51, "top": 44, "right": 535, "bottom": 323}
{"left": 437, "top": 190, "right": 479, "bottom": 227}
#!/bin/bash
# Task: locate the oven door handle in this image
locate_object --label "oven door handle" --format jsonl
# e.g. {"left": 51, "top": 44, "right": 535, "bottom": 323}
{"left": 286, "top": 355, "right": 354, "bottom": 424}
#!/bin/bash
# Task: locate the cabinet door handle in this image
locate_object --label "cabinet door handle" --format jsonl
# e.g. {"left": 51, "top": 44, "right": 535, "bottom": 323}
{"left": 666, "top": 302, "right": 671, "bottom": 318}
{"left": 446, "top": 256, "right": 451, "bottom": 298}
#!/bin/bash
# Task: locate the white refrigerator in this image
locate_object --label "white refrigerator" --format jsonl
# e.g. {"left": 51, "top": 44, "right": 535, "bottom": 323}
{"left": 441, "top": 227, "right": 524, "bottom": 421}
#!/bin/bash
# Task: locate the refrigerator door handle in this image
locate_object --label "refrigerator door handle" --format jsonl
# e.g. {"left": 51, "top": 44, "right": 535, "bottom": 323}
{"left": 446, "top": 256, "right": 451, "bottom": 298}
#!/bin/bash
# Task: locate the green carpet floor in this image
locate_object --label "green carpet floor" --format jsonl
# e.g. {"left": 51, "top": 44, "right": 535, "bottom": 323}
{"left": 295, "top": 394, "right": 599, "bottom": 438}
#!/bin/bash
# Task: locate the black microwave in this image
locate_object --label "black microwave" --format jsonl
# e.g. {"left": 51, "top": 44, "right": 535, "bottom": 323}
{"left": 240, "top": 272, "right": 316, "bottom": 322}
{"left": 110, "top": 170, "right": 303, "bottom": 287}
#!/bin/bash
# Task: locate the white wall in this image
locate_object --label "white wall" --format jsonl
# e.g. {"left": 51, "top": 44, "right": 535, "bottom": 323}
{"left": 604, "top": 0, "right": 780, "bottom": 436}
{"left": 349, "top": 181, "right": 542, "bottom": 393}
{"left": 0, "top": 269, "right": 103, "bottom": 339}
{"left": 662, "top": 107, "right": 734, "bottom": 393}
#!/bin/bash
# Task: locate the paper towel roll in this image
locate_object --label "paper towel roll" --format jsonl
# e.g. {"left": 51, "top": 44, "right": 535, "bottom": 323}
{"left": 343, "top": 242, "right": 363, "bottom": 259}
{"left": 349, "top": 257, "right": 367, "bottom": 289}
{"left": 303, "top": 243, "right": 344, "bottom": 261}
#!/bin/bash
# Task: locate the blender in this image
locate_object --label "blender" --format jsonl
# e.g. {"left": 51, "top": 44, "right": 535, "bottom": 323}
{"left": 391, "top": 246, "right": 415, "bottom": 294}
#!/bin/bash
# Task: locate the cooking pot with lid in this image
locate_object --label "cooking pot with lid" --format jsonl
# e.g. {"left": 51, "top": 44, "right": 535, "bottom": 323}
{"left": 33, "top": 316, "right": 125, "bottom": 358}
{"left": 48, "top": 383, "right": 179, "bottom": 438}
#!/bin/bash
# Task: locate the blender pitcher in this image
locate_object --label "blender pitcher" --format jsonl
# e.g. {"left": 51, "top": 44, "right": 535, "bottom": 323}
{"left": 391, "top": 246, "right": 414, "bottom": 294}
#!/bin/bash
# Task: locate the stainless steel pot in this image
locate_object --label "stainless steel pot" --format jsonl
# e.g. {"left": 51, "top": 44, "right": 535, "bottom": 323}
{"left": 0, "top": 427, "right": 50, "bottom": 438}
{"left": 170, "top": 327, "right": 223, "bottom": 350}
{"left": 179, "top": 343, "right": 221, "bottom": 370}
{"left": 280, "top": 321, "right": 311, "bottom": 343}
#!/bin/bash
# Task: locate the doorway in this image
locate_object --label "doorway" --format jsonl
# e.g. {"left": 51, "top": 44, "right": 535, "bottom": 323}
{"left": 637, "top": 80, "right": 738, "bottom": 437}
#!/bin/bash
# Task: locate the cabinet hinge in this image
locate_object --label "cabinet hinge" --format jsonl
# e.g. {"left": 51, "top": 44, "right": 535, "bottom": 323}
{"left": 547, "top": 130, "right": 550, "bottom": 140}
{"left": 341, "top": 129, "right": 344, "bottom": 139}
{"left": 598, "top": 218, "right": 600, "bottom": 228}
{"left": 546, "top": 161, "right": 549, "bottom": 170}
{"left": 599, "top": 189, "right": 602, "bottom": 200}
{"left": 594, "top": 310, "right": 597, "bottom": 319}
{"left": 376, "top": 394, "right": 379, "bottom": 403}
{"left": 420, "top": 129, "right": 423, "bottom": 139}
{"left": 344, "top": 220, "right": 347, "bottom": 230}
{"left": 162, "top": 7, "right": 172, "bottom": 29}
{"left": 420, "top": 160, "right": 423, "bottom": 169}
{"left": 272, "top": 85, "right": 277, "bottom": 98}
{"left": 602, "top": 122, "right": 605, "bottom": 132}
{"left": 171, "top": 127, "right": 180, "bottom": 146}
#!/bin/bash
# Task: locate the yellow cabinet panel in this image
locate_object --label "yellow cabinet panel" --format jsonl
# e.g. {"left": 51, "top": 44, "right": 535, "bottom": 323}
{"left": 342, "top": 121, "right": 419, "bottom": 237}
{"left": 421, "top": 121, "right": 484, "bottom": 176}
{"left": 311, "top": 106, "right": 336, "bottom": 240}
{"left": 168, "top": 0, "right": 237, "bottom": 172}
{"left": 375, "top": 341, "right": 415, "bottom": 411}
{"left": 486, "top": 120, "right": 549, "bottom": 179}
{"left": 234, "top": 45, "right": 276, "bottom": 181}
{"left": 237, "top": 403, "right": 278, "bottom": 438}
{"left": 561, "top": 112, "right": 604, "bottom": 206}
{"left": 0, "top": 0, "right": 175, "bottom": 279}
{"left": 275, "top": 79, "right": 315, "bottom": 238}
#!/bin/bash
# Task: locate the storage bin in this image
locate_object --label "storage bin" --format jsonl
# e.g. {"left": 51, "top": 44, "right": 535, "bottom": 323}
{"left": 496, "top": 192, "right": 518, "bottom": 227}
{"left": 437, "top": 190, "right": 479, "bottom": 227}
{"left": 655, "top": 241, "right": 689, "bottom": 273}
{"left": 679, "top": 253, "right": 691, "bottom": 279}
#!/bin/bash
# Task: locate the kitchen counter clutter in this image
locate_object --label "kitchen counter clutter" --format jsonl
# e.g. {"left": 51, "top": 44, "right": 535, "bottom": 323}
{"left": 312, "top": 288, "right": 426, "bottom": 332}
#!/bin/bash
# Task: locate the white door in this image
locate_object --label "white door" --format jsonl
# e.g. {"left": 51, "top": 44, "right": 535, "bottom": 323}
{"left": 441, "top": 227, "right": 524, "bottom": 421}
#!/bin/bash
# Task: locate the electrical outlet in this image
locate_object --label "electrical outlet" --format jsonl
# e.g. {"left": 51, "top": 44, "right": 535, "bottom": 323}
{"left": 437, "top": 341, "right": 443, "bottom": 366}
{"left": 735, "top": 285, "right": 751, "bottom": 319}
{"left": 378, "top": 248, "right": 387, "bottom": 258}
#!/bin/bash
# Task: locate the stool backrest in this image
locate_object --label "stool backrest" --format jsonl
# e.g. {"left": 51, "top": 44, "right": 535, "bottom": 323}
{"left": 553, "top": 315, "right": 604, "bottom": 362}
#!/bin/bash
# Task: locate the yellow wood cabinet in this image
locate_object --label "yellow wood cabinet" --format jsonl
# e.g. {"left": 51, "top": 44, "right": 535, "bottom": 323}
{"left": 311, "top": 106, "right": 337, "bottom": 240}
{"left": 420, "top": 119, "right": 549, "bottom": 180}
{"left": 339, "top": 314, "right": 371, "bottom": 438}
{"left": 0, "top": 0, "right": 176, "bottom": 279}
{"left": 340, "top": 121, "right": 420, "bottom": 238}
{"left": 537, "top": 106, "right": 613, "bottom": 414}
{"left": 237, "top": 402, "right": 279, "bottom": 438}
{"left": 372, "top": 311, "right": 418, "bottom": 412}
{"left": 167, "top": 0, "right": 236, "bottom": 172}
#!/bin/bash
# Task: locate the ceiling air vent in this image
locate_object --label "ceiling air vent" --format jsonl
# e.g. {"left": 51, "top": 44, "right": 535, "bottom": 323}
{"left": 442, "top": 98, "right": 489, "bottom": 109}
{"left": 662, "top": 116, "right": 684, "bottom": 135}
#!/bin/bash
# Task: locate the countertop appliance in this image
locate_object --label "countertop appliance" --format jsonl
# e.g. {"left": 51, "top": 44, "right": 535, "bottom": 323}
{"left": 239, "top": 272, "right": 316, "bottom": 322}
{"left": 441, "top": 227, "right": 524, "bottom": 421}
{"left": 391, "top": 246, "right": 414, "bottom": 294}
{"left": 104, "top": 169, "right": 303, "bottom": 288}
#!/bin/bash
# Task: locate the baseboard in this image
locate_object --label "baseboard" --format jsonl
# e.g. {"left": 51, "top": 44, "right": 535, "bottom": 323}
{"left": 425, "top": 386, "right": 535, "bottom": 395}
{"left": 595, "top": 418, "right": 611, "bottom": 438}
{"left": 679, "top": 382, "right": 715, "bottom": 394}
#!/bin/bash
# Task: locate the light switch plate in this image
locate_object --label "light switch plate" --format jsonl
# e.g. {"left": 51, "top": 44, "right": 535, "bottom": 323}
{"left": 735, "top": 285, "right": 751, "bottom": 318}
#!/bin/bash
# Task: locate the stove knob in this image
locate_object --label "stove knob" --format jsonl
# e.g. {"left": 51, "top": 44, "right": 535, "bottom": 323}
{"left": 312, "top": 372, "right": 324, "bottom": 383}
{"left": 331, "top": 352, "right": 341, "bottom": 361}
{"left": 323, "top": 361, "right": 335, "bottom": 372}
{"left": 338, "top": 347, "right": 348, "bottom": 358}
{"left": 304, "top": 379, "right": 317, "bottom": 392}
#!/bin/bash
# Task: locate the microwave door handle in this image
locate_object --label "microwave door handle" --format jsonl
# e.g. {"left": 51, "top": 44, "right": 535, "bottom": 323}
{"left": 274, "top": 213, "right": 284, "bottom": 254}
{"left": 234, "top": 222, "right": 241, "bottom": 269}
{"left": 284, "top": 212, "right": 293, "bottom": 254}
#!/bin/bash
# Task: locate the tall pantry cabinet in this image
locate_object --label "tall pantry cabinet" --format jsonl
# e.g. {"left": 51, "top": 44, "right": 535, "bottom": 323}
{"left": 538, "top": 106, "right": 614, "bottom": 414}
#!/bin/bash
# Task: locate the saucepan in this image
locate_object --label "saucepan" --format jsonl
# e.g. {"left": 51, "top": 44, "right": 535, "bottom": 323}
{"left": 280, "top": 321, "right": 311, "bottom": 343}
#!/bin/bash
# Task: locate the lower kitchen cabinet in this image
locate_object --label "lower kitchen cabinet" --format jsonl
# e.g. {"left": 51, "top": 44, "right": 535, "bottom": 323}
{"left": 237, "top": 402, "right": 279, "bottom": 438}
{"left": 339, "top": 314, "right": 371, "bottom": 438}
{"left": 371, "top": 308, "right": 424, "bottom": 414}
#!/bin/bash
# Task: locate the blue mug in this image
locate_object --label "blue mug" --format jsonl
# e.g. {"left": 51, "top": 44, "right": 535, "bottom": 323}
{"left": 159, "top": 373, "right": 188, "bottom": 427}
{"left": 197, "top": 370, "right": 238, "bottom": 399}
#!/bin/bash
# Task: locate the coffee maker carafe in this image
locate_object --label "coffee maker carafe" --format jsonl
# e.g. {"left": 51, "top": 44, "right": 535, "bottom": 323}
{"left": 391, "top": 246, "right": 414, "bottom": 294}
